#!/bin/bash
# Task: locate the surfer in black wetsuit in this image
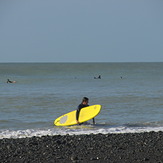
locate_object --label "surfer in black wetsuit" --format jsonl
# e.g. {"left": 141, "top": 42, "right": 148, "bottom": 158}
{"left": 7, "top": 79, "right": 16, "bottom": 83}
{"left": 76, "top": 97, "right": 95, "bottom": 125}
{"left": 94, "top": 75, "right": 101, "bottom": 79}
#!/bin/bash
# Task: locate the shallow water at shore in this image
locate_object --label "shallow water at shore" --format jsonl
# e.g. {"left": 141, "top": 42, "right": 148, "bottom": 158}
{"left": 0, "top": 62, "right": 163, "bottom": 138}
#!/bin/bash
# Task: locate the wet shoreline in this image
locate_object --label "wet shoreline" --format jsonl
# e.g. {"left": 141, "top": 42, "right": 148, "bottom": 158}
{"left": 0, "top": 131, "right": 163, "bottom": 163}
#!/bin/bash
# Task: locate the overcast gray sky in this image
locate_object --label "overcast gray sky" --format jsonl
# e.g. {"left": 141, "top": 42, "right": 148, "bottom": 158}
{"left": 0, "top": 0, "right": 163, "bottom": 62}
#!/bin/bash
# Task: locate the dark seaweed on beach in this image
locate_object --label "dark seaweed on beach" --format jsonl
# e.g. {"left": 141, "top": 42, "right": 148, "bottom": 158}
{"left": 0, "top": 132, "right": 163, "bottom": 163}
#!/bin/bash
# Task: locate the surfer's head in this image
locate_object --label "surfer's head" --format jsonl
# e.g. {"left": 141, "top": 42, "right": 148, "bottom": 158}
{"left": 82, "top": 97, "right": 89, "bottom": 104}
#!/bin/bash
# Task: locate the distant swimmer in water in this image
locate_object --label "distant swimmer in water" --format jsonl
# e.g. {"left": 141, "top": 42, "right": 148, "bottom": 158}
{"left": 7, "top": 79, "right": 16, "bottom": 83}
{"left": 94, "top": 75, "right": 101, "bottom": 79}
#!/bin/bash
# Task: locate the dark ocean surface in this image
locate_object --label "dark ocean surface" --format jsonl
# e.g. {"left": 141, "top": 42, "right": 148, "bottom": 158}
{"left": 0, "top": 62, "right": 163, "bottom": 138}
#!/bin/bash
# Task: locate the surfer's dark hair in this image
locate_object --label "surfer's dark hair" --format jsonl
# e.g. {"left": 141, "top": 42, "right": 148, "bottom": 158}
{"left": 82, "top": 97, "right": 89, "bottom": 102}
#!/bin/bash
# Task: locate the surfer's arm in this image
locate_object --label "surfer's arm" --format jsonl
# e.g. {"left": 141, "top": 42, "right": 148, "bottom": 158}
{"left": 76, "top": 104, "right": 89, "bottom": 124}
{"left": 76, "top": 107, "right": 80, "bottom": 123}
{"left": 76, "top": 104, "right": 83, "bottom": 123}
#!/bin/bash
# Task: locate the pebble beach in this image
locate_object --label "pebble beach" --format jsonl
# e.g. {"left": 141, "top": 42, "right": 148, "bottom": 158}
{"left": 0, "top": 131, "right": 163, "bottom": 163}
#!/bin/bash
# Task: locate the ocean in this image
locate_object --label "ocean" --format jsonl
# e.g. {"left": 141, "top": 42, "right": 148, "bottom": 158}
{"left": 0, "top": 62, "right": 163, "bottom": 139}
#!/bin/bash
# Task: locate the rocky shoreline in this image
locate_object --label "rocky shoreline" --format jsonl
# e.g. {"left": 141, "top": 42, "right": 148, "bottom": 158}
{"left": 0, "top": 131, "right": 163, "bottom": 163}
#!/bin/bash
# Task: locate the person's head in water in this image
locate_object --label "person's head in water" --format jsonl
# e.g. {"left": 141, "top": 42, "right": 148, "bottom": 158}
{"left": 82, "top": 97, "right": 89, "bottom": 105}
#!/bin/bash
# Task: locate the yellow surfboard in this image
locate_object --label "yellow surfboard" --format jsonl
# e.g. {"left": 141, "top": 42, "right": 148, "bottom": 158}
{"left": 54, "top": 105, "right": 101, "bottom": 126}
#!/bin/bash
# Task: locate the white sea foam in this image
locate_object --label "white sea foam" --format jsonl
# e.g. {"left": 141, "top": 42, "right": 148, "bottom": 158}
{"left": 0, "top": 126, "right": 163, "bottom": 139}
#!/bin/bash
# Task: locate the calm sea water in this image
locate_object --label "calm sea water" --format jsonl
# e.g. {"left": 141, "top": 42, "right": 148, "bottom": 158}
{"left": 0, "top": 62, "right": 163, "bottom": 139}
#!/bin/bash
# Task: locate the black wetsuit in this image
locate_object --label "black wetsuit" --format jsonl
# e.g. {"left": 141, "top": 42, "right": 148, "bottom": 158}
{"left": 76, "top": 104, "right": 89, "bottom": 121}
{"left": 76, "top": 104, "right": 95, "bottom": 124}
